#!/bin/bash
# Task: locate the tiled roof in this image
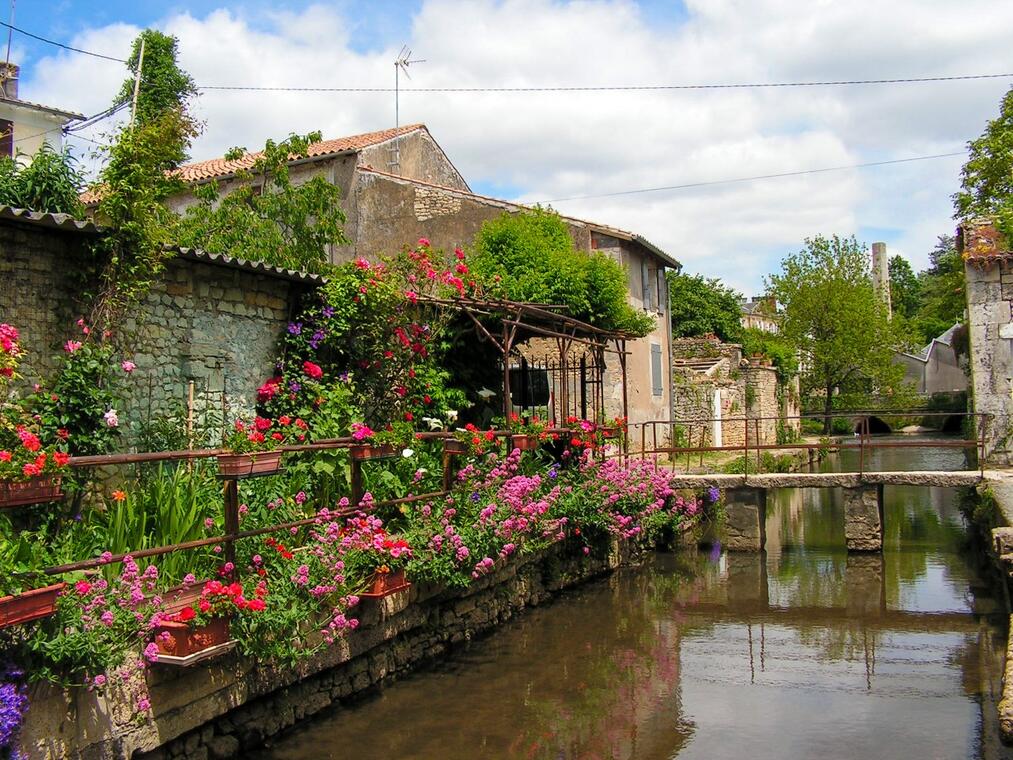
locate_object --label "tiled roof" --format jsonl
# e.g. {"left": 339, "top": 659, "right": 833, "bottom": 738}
{"left": 357, "top": 166, "right": 681, "bottom": 269}
{"left": 176, "top": 124, "right": 427, "bottom": 183}
{"left": 958, "top": 219, "right": 1013, "bottom": 264}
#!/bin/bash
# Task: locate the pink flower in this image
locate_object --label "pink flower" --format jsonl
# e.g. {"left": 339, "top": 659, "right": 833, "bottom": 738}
{"left": 93, "top": 674, "right": 107, "bottom": 687}
{"left": 417, "top": 237, "right": 431, "bottom": 247}
{"left": 137, "top": 697, "right": 151, "bottom": 712}
{"left": 64, "top": 340, "right": 82, "bottom": 353}
{"left": 121, "top": 360, "right": 136, "bottom": 373}
{"left": 302, "top": 361, "right": 323, "bottom": 379}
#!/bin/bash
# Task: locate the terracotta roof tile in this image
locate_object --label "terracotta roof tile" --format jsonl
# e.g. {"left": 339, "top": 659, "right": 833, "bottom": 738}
{"left": 176, "top": 124, "right": 426, "bottom": 183}
{"left": 959, "top": 219, "right": 1013, "bottom": 264}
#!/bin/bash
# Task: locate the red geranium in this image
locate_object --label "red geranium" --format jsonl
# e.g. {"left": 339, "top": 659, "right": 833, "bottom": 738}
{"left": 302, "top": 361, "right": 323, "bottom": 379}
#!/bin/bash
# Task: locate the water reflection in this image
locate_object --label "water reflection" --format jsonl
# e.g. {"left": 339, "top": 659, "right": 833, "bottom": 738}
{"left": 259, "top": 441, "right": 1010, "bottom": 760}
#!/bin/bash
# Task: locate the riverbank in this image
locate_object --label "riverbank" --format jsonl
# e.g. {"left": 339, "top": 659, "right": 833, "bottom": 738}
{"left": 18, "top": 533, "right": 682, "bottom": 760}
{"left": 666, "top": 435, "right": 835, "bottom": 475}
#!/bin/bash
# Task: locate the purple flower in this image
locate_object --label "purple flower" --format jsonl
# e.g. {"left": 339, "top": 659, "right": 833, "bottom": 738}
{"left": 322, "top": 306, "right": 335, "bottom": 318}
{"left": 0, "top": 665, "right": 29, "bottom": 749}
{"left": 289, "top": 381, "right": 301, "bottom": 393}
{"left": 288, "top": 322, "right": 302, "bottom": 335}
{"left": 706, "top": 486, "right": 720, "bottom": 503}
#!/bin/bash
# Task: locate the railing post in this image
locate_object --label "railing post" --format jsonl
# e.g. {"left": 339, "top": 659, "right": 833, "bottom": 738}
{"left": 744, "top": 412, "right": 749, "bottom": 481}
{"left": 351, "top": 457, "right": 364, "bottom": 506}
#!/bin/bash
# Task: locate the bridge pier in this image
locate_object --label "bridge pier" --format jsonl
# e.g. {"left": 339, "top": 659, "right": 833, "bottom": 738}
{"left": 845, "top": 553, "right": 886, "bottom": 614}
{"left": 723, "top": 487, "right": 767, "bottom": 552}
{"left": 844, "top": 484, "right": 884, "bottom": 552}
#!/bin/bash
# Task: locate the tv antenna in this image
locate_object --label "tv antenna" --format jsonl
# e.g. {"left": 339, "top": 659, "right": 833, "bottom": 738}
{"left": 390, "top": 45, "right": 425, "bottom": 174}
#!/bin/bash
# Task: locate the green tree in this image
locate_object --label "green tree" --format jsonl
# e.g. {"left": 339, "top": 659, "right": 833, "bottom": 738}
{"left": 767, "top": 235, "right": 904, "bottom": 432}
{"left": 954, "top": 85, "right": 1013, "bottom": 242}
{"left": 173, "top": 132, "right": 349, "bottom": 273}
{"left": 0, "top": 145, "right": 85, "bottom": 216}
{"left": 666, "top": 271, "right": 743, "bottom": 341}
{"left": 115, "top": 30, "right": 197, "bottom": 131}
{"left": 470, "top": 209, "right": 654, "bottom": 335}
{"left": 910, "top": 235, "right": 965, "bottom": 343}
{"left": 887, "top": 255, "right": 920, "bottom": 319}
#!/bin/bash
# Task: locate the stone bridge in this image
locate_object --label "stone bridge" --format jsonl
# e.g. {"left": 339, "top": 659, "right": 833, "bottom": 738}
{"left": 668, "top": 470, "right": 983, "bottom": 552}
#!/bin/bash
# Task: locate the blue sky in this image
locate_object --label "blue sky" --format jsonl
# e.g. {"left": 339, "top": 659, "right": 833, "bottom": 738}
{"left": 10, "top": 1, "right": 1012, "bottom": 294}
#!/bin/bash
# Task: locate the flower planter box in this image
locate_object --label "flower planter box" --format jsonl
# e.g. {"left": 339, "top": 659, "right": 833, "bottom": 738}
{"left": 349, "top": 444, "right": 398, "bottom": 461}
{"left": 511, "top": 434, "right": 539, "bottom": 451}
{"left": 443, "top": 439, "right": 470, "bottom": 455}
{"left": 0, "top": 582, "right": 65, "bottom": 628}
{"left": 152, "top": 616, "right": 233, "bottom": 665}
{"left": 359, "top": 568, "right": 410, "bottom": 599}
{"left": 600, "top": 427, "right": 621, "bottom": 440}
{"left": 218, "top": 450, "right": 282, "bottom": 478}
{"left": 0, "top": 475, "right": 63, "bottom": 509}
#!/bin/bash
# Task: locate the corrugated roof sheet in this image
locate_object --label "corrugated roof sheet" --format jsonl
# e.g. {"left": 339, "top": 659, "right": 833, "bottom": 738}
{"left": 176, "top": 124, "right": 426, "bottom": 183}
{"left": 169, "top": 247, "right": 325, "bottom": 285}
{"left": 0, "top": 205, "right": 100, "bottom": 233}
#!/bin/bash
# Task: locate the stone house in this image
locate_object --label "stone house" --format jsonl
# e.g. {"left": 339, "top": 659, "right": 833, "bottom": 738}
{"left": 739, "top": 296, "right": 778, "bottom": 334}
{"left": 164, "top": 124, "right": 680, "bottom": 431}
{"left": 960, "top": 219, "right": 1013, "bottom": 464}
{"left": 0, "top": 63, "right": 84, "bottom": 159}
{"left": 895, "top": 323, "right": 968, "bottom": 395}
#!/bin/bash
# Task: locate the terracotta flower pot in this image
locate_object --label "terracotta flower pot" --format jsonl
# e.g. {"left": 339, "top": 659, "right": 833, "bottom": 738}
{"left": 511, "top": 434, "right": 539, "bottom": 451}
{"left": 218, "top": 450, "right": 283, "bottom": 478}
{"left": 349, "top": 444, "right": 397, "bottom": 461}
{"left": 0, "top": 582, "right": 65, "bottom": 628}
{"left": 601, "top": 427, "right": 621, "bottom": 440}
{"left": 0, "top": 475, "right": 64, "bottom": 509}
{"left": 153, "top": 616, "right": 231, "bottom": 658}
{"left": 359, "top": 568, "right": 410, "bottom": 599}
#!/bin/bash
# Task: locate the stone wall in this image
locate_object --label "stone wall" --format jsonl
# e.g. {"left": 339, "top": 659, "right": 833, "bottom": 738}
{"left": 0, "top": 219, "right": 306, "bottom": 448}
{"left": 18, "top": 538, "right": 649, "bottom": 760}
{"left": 962, "top": 221, "right": 1013, "bottom": 465}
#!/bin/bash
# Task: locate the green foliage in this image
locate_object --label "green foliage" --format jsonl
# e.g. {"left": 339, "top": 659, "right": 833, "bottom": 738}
{"left": 954, "top": 85, "right": 1013, "bottom": 243}
{"left": 115, "top": 30, "right": 197, "bottom": 139}
{"left": 721, "top": 452, "right": 796, "bottom": 474}
{"left": 174, "top": 132, "right": 349, "bottom": 273}
{"left": 0, "top": 146, "right": 85, "bottom": 215}
{"left": 910, "top": 235, "right": 966, "bottom": 344}
{"left": 470, "top": 209, "right": 655, "bottom": 336}
{"left": 888, "top": 254, "right": 920, "bottom": 319}
{"left": 667, "top": 271, "right": 743, "bottom": 341}
{"left": 766, "top": 235, "right": 907, "bottom": 432}
{"left": 738, "top": 326, "right": 798, "bottom": 382}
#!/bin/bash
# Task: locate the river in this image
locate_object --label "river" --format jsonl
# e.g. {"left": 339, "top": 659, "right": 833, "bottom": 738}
{"left": 258, "top": 437, "right": 1011, "bottom": 759}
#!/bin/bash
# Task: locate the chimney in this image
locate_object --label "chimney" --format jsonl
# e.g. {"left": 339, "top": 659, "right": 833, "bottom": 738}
{"left": 0, "top": 62, "right": 18, "bottom": 99}
{"left": 871, "top": 242, "right": 892, "bottom": 319}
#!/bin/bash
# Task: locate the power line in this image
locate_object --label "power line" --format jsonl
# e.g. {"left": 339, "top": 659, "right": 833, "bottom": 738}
{"left": 0, "top": 20, "right": 125, "bottom": 63}
{"left": 535, "top": 152, "right": 967, "bottom": 203}
{"left": 198, "top": 73, "right": 1013, "bottom": 93}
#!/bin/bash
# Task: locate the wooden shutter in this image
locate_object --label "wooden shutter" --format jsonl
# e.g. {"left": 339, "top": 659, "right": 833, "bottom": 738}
{"left": 651, "top": 343, "right": 663, "bottom": 397}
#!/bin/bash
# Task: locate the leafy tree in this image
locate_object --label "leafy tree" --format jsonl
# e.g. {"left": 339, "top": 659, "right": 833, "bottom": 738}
{"left": 115, "top": 30, "right": 197, "bottom": 139}
{"left": 954, "top": 85, "right": 1013, "bottom": 242}
{"left": 0, "top": 145, "right": 85, "bottom": 215}
{"left": 174, "top": 132, "right": 349, "bottom": 274}
{"left": 910, "top": 235, "right": 965, "bottom": 343}
{"left": 666, "top": 271, "right": 743, "bottom": 341}
{"left": 887, "top": 255, "right": 920, "bottom": 319}
{"left": 470, "top": 209, "right": 655, "bottom": 335}
{"left": 767, "top": 235, "right": 905, "bottom": 432}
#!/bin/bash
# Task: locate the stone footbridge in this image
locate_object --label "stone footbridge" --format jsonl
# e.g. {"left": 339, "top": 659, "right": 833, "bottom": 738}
{"left": 666, "top": 470, "right": 983, "bottom": 552}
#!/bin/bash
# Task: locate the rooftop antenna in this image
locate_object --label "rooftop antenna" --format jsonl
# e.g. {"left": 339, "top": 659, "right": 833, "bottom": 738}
{"left": 390, "top": 45, "right": 424, "bottom": 174}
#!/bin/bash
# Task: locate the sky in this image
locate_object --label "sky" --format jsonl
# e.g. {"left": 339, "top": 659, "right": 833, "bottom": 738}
{"left": 6, "top": 0, "right": 1012, "bottom": 295}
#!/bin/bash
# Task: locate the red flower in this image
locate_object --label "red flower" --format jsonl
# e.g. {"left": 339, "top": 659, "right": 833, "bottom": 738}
{"left": 271, "top": 432, "right": 284, "bottom": 441}
{"left": 177, "top": 606, "right": 196, "bottom": 622}
{"left": 0, "top": 451, "right": 10, "bottom": 462}
{"left": 302, "top": 361, "right": 323, "bottom": 379}
{"left": 56, "top": 428, "right": 69, "bottom": 440}
{"left": 294, "top": 418, "right": 308, "bottom": 430}
{"left": 404, "top": 412, "right": 413, "bottom": 421}
{"left": 53, "top": 451, "right": 70, "bottom": 467}
{"left": 247, "top": 598, "right": 266, "bottom": 612}
{"left": 199, "top": 599, "right": 211, "bottom": 613}
{"left": 254, "top": 416, "right": 272, "bottom": 431}
{"left": 484, "top": 431, "right": 495, "bottom": 442}
{"left": 257, "top": 377, "right": 281, "bottom": 403}
{"left": 278, "top": 415, "right": 291, "bottom": 426}
{"left": 248, "top": 431, "right": 266, "bottom": 444}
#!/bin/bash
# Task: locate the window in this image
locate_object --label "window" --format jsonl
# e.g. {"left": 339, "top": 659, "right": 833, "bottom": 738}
{"left": 641, "top": 259, "right": 653, "bottom": 311}
{"left": 650, "top": 343, "right": 663, "bottom": 397}
{"left": 0, "top": 119, "right": 12, "bottom": 158}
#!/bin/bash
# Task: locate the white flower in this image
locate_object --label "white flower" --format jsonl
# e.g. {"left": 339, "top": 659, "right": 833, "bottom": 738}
{"left": 477, "top": 388, "right": 496, "bottom": 399}
{"left": 103, "top": 409, "right": 119, "bottom": 428}
{"left": 422, "top": 416, "right": 443, "bottom": 431}
{"left": 446, "top": 409, "right": 459, "bottom": 422}
{"left": 402, "top": 448, "right": 415, "bottom": 458}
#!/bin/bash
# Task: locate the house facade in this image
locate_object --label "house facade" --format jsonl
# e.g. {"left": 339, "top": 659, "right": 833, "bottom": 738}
{"left": 0, "top": 63, "right": 84, "bottom": 159}
{"left": 895, "top": 324, "right": 968, "bottom": 395}
{"left": 165, "top": 125, "right": 680, "bottom": 432}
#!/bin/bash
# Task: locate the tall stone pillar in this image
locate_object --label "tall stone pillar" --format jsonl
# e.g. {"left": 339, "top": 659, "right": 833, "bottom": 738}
{"left": 844, "top": 484, "right": 884, "bottom": 552}
{"left": 723, "top": 487, "right": 767, "bottom": 552}
{"left": 872, "top": 242, "right": 892, "bottom": 319}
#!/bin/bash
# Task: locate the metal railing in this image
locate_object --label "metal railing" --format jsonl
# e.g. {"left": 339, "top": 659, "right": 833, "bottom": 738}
{"left": 620, "top": 410, "right": 990, "bottom": 478}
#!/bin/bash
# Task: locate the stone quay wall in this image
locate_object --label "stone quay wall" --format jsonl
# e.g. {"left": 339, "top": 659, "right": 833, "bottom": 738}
{"left": 19, "top": 538, "right": 652, "bottom": 760}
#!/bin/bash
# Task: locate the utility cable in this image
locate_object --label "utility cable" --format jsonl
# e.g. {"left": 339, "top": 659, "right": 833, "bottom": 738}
{"left": 0, "top": 20, "right": 125, "bottom": 62}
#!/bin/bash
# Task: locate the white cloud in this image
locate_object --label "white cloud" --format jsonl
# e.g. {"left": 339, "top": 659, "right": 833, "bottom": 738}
{"left": 17, "top": 0, "right": 1013, "bottom": 292}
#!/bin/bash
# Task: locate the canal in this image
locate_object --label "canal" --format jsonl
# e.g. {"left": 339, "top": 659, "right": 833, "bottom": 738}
{"left": 258, "top": 438, "right": 1011, "bottom": 759}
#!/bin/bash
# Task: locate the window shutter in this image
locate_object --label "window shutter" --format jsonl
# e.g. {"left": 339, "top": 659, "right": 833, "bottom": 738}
{"left": 651, "top": 343, "right": 663, "bottom": 397}
{"left": 641, "top": 259, "right": 652, "bottom": 311}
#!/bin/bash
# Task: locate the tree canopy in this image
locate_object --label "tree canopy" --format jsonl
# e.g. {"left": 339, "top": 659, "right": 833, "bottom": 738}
{"left": 173, "top": 132, "right": 349, "bottom": 274}
{"left": 667, "top": 271, "right": 743, "bottom": 341}
{"left": 469, "top": 208, "right": 655, "bottom": 336}
{"left": 954, "top": 85, "right": 1013, "bottom": 242}
{"left": 766, "top": 235, "right": 905, "bottom": 430}
{"left": 888, "top": 254, "right": 920, "bottom": 320}
{"left": 115, "top": 30, "right": 197, "bottom": 130}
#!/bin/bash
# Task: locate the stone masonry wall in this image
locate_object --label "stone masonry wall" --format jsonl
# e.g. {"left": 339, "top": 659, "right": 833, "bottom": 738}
{"left": 965, "top": 258, "right": 1013, "bottom": 465}
{"left": 18, "top": 538, "right": 649, "bottom": 760}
